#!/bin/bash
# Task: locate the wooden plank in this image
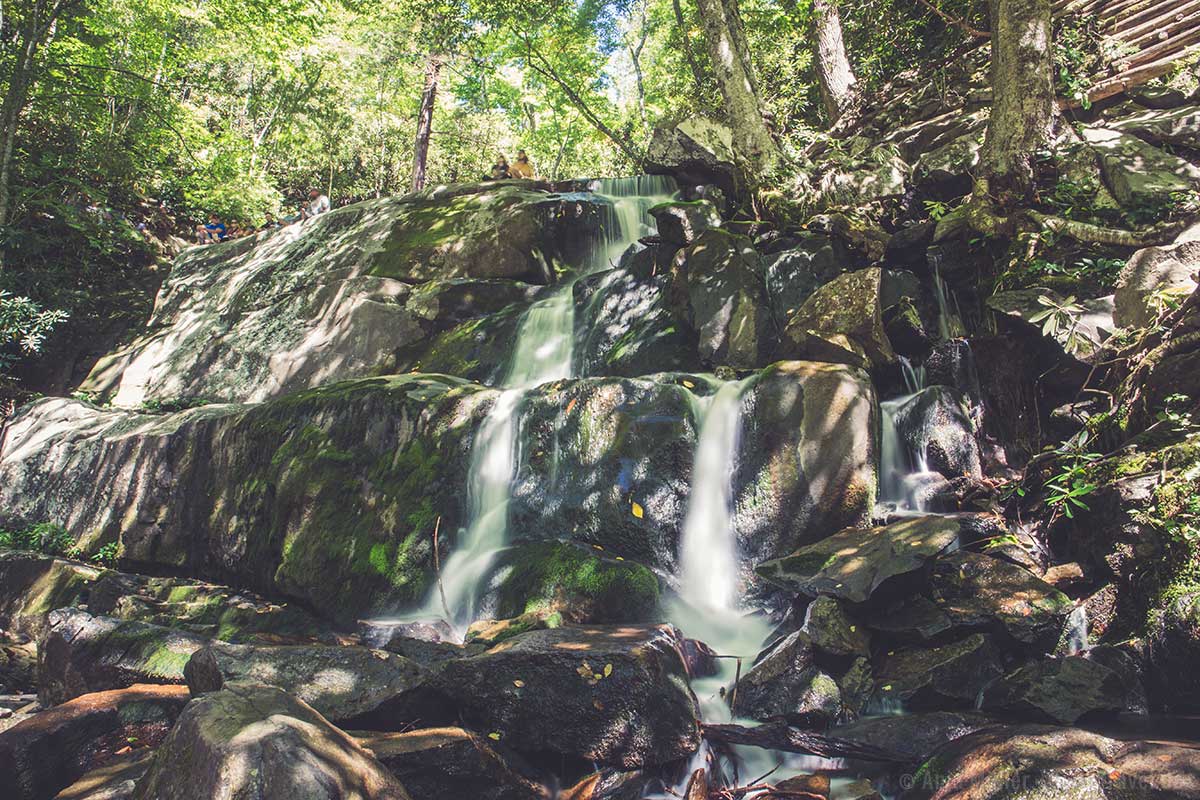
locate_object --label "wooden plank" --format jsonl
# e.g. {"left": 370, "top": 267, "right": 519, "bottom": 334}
{"left": 1118, "top": 10, "right": 1200, "bottom": 52}
{"left": 1118, "top": 25, "right": 1200, "bottom": 70}
{"left": 1111, "top": 0, "right": 1198, "bottom": 35}
{"left": 1111, "top": 2, "right": 1200, "bottom": 44}
{"left": 1063, "top": 45, "right": 1200, "bottom": 109}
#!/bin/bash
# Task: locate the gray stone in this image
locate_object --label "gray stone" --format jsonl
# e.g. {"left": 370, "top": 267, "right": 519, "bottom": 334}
{"left": 800, "top": 596, "right": 869, "bottom": 657}
{"left": 873, "top": 634, "right": 1004, "bottom": 709}
{"left": 889, "top": 386, "right": 982, "bottom": 481}
{"left": 1080, "top": 126, "right": 1200, "bottom": 210}
{"left": 132, "top": 683, "right": 412, "bottom": 800}
{"left": 426, "top": 625, "right": 700, "bottom": 769}
{"left": 646, "top": 117, "right": 739, "bottom": 206}
{"left": 38, "top": 609, "right": 207, "bottom": 705}
{"left": 1111, "top": 104, "right": 1200, "bottom": 148}
{"left": 757, "top": 516, "right": 960, "bottom": 603}
{"left": 782, "top": 267, "right": 896, "bottom": 369}
{"left": 731, "top": 631, "right": 842, "bottom": 727}
{"left": 184, "top": 641, "right": 424, "bottom": 726}
{"left": 829, "top": 711, "right": 993, "bottom": 763}
{"left": 1114, "top": 240, "right": 1200, "bottom": 328}
{"left": 982, "top": 656, "right": 1142, "bottom": 724}
{"left": 649, "top": 200, "right": 721, "bottom": 247}
{"left": 913, "top": 131, "right": 982, "bottom": 199}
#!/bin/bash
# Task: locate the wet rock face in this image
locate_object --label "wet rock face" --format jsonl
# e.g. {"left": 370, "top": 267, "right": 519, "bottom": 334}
{"left": 360, "top": 727, "right": 547, "bottom": 800}
{"left": 83, "top": 184, "right": 611, "bottom": 406}
{"left": 902, "top": 724, "right": 1200, "bottom": 800}
{"left": 38, "top": 609, "right": 208, "bottom": 706}
{"left": 889, "top": 386, "right": 982, "bottom": 481}
{"left": 731, "top": 631, "right": 842, "bottom": 727}
{"left": 425, "top": 625, "right": 700, "bottom": 769}
{"left": 873, "top": 634, "right": 1004, "bottom": 710}
{"left": 573, "top": 267, "right": 700, "bottom": 379}
{"left": 763, "top": 235, "right": 854, "bottom": 327}
{"left": 0, "top": 683, "right": 187, "bottom": 800}
{"left": 1151, "top": 591, "right": 1200, "bottom": 712}
{"left": 184, "top": 641, "right": 424, "bottom": 728}
{"left": 133, "top": 683, "right": 413, "bottom": 800}
{"left": 829, "top": 711, "right": 992, "bottom": 763}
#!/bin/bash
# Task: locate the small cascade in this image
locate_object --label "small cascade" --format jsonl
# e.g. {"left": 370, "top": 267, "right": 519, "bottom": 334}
{"left": 929, "top": 248, "right": 965, "bottom": 340}
{"left": 879, "top": 362, "right": 939, "bottom": 512}
{"left": 404, "top": 177, "right": 677, "bottom": 630}
{"left": 662, "top": 377, "right": 782, "bottom": 789}
{"left": 1063, "top": 604, "right": 1091, "bottom": 656}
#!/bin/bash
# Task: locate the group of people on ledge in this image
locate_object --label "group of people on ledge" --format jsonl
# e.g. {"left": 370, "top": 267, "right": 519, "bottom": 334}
{"left": 487, "top": 149, "right": 536, "bottom": 181}
{"left": 195, "top": 188, "right": 331, "bottom": 245}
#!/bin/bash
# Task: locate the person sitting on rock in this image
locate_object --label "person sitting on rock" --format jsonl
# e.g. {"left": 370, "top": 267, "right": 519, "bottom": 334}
{"left": 303, "top": 188, "right": 331, "bottom": 219}
{"left": 487, "top": 155, "right": 511, "bottom": 181}
{"left": 196, "top": 214, "right": 226, "bottom": 244}
{"left": 259, "top": 212, "right": 281, "bottom": 231}
{"left": 510, "top": 149, "right": 535, "bottom": 179}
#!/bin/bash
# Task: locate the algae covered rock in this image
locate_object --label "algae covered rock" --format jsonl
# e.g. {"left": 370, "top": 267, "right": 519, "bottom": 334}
{"left": 763, "top": 235, "right": 854, "bottom": 328}
{"left": 490, "top": 541, "right": 660, "bottom": 624}
{"left": 185, "top": 641, "right": 424, "bottom": 727}
{"left": 730, "top": 630, "right": 843, "bottom": 727}
{"left": 980, "top": 656, "right": 1140, "bottom": 724}
{"left": 133, "top": 683, "right": 412, "bottom": 800}
{"left": 1080, "top": 126, "right": 1200, "bottom": 211}
{"left": 801, "top": 595, "right": 870, "bottom": 657}
{"left": 426, "top": 624, "right": 700, "bottom": 768}
{"left": 38, "top": 609, "right": 207, "bottom": 705}
{"left": 0, "top": 376, "right": 490, "bottom": 624}
{"left": 873, "top": 634, "right": 1004, "bottom": 709}
{"left": 888, "top": 386, "right": 982, "bottom": 481}
{"left": 757, "top": 516, "right": 960, "bottom": 603}
{"left": 646, "top": 117, "right": 740, "bottom": 205}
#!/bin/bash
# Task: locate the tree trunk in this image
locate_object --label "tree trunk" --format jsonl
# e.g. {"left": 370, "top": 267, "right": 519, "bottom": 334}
{"left": 811, "top": 0, "right": 858, "bottom": 123}
{"left": 672, "top": 0, "right": 708, "bottom": 97}
{"left": 410, "top": 55, "right": 442, "bottom": 193}
{"left": 693, "top": 0, "right": 780, "bottom": 183}
{"left": 979, "top": 0, "right": 1055, "bottom": 208}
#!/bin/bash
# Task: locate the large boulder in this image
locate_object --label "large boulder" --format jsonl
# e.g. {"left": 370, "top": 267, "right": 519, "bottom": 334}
{"left": 649, "top": 200, "right": 721, "bottom": 248}
{"left": 730, "top": 631, "right": 842, "bottom": 727}
{"left": 83, "top": 184, "right": 611, "bottom": 405}
{"left": 1080, "top": 126, "right": 1200, "bottom": 212}
{"left": 1113, "top": 240, "right": 1200, "bottom": 328}
{"left": 572, "top": 266, "right": 700, "bottom": 379}
{"left": 902, "top": 724, "right": 1200, "bottom": 800}
{"left": 673, "top": 228, "right": 771, "bottom": 368}
{"left": 757, "top": 516, "right": 961, "bottom": 603}
{"left": 735, "top": 361, "right": 877, "bottom": 560}
{"left": 424, "top": 625, "right": 700, "bottom": 769}
{"left": 763, "top": 235, "right": 855, "bottom": 329}
{"left": 1111, "top": 104, "right": 1200, "bottom": 149}
{"left": 980, "top": 655, "right": 1140, "bottom": 724}
{"left": 0, "top": 376, "right": 489, "bottom": 625}
{"left": 360, "top": 727, "right": 547, "bottom": 800}
{"left": 0, "top": 684, "right": 188, "bottom": 800}
{"left": 987, "top": 288, "right": 1115, "bottom": 360}
{"left": 1151, "top": 590, "right": 1200, "bottom": 712}
{"left": 912, "top": 131, "right": 983, "bottom": 200}
{"left": 800, "top": 596, "right": 870, "bottom": 657}
{"left": 829, "top": 711, "right": 993, "bottom": 763}
{"left": 873, "top": 634, "right": 1004, "bottom": 710}
{"left": 929, "top": 551, "right": 1073, "bottom": 648}
{"left": 39, "top": 609, "right": 208, "bottom": 705}
{"left": 132, "top": 683, "right": 412, "bottom": 800}
{"left": 0, "top": 551, "right": 101, "bottom": 639}
{"left": 781, "top": 268, "right": 896, "bottom": 369}
{"left": 184, "top": 641, "right": 423, "bottom": 727}
{"left": 646, "top": 117, "right": 740, "bottom": 207}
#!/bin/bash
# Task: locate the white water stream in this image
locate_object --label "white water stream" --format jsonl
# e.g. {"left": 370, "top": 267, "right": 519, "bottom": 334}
{"left": 409, "top": 176, "right": 675, "bottom": 629}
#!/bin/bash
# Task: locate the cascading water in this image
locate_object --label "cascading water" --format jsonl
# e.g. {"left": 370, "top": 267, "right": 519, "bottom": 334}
{"left": 410, "top": 176, "right": 677, "bottom": 630}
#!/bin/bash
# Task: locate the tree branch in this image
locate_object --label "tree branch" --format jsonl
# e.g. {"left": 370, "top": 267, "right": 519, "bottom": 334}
{"left": 914, "top": 0, "right": 991, "bottom": 38}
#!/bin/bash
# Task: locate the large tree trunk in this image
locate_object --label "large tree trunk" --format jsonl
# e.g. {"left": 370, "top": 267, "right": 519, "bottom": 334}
{"left": 693, "top": 0, "right": 780, "bottom": 184}
{"left": 979, "top": 0, "right": 1055, "bottom": 208}
{"left": 410, "top": 55, "right": 442, "bottom": 193}
{"left": 811, "top": 0, "right": 858, "bottom": 123}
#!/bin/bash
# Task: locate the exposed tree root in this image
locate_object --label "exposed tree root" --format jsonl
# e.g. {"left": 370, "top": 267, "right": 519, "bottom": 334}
{"left": 1026, "top": 210, "right": 1189, "bottom": 247}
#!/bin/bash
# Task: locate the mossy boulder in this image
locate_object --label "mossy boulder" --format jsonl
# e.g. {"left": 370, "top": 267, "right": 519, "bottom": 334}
{"left": 889, "top": 386, "right": 983, "bottom": 481}
{"left": 573, "top": 266, "right": 701, "bottom": 379}
{"left": 673, "top": 228, "right": 771, "bottom": 369}
{"left": 763, "top": 234, "right": 854, "bottom": 330}
{"left": 0, "top": 376, "right": 490, "bottom": 624}
{"left": 490, "top": 541, "right": 660, "bottom": 624}
{"left": 649, "top": 200, "right": 721, "bottom": 247}
{"left": 0, "top": 551, "right": 101, "bottom": 639}
{"left": 980, "top": 656, "right": 1141, "bottom": 724}
{"left": 731, "top": 630, "right": 843, "bottom": 727}
{"left": 872, "top": 634, "right": 1004, "bottom": 710}
{"left": 82, "top": 184, "right": 611, "bottom": 405}
{"left": 38, "top": 609, "right": 208, "bottom": 705}
{"left": 781, "top": 267, "right": 896, "bottom": 369}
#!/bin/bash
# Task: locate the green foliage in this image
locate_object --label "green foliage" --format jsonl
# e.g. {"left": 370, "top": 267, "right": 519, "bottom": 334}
{"left": 0, "top": 291, "right": 68, "bottom": 369}
{"left": 1028, "top": 292, "right": 1095, "bottom": 354}
{"left": 1044, "top": 431, "right": 1100, "bottom": 519}
{"left": 0, "top": 521, "right": 74, "bottom": 555}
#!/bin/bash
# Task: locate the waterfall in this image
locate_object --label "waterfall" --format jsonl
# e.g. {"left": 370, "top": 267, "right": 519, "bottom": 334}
{"left": 663, "top": 377, "right": 781, "bottom": 788}
{"left": 408, "top": 177, "right": 676, "bottom": 630}
{"left": 929, "top": 248, "right": 965, "bottom": 340}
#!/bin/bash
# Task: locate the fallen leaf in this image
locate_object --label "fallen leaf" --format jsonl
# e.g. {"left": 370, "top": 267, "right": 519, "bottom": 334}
{"left": 615, "top": 556, "right": 624, "bottom": 561}
{"left": 592, "top": 543, "right": 604, "bottom": 550}
{"left": 565, "top": 397, "right": 578, "bottom": 415}
{"left": 488, "top": 732, "right": 502, "bottom": 741}
{"left": 513, "top": 679, "right": 525, "bottom": 688}
{"left": 1108, "top": 771, "right": 1121, "bottom": 781}
{"left": 631, "top": 501, "right": 644, "bottom": 519}
{"left": 593, "top": 699, "right": 605, "bottom": 710}
{"left": 682, "top": 380, "right": 695, "bottom": 389}
{"left": 604, "top": 663, "right": 613, "bottom": 677}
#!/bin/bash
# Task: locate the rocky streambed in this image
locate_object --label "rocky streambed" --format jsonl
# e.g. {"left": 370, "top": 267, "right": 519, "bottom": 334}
{"left": 1, "top": 121, "right": 1200, "bottom": 800}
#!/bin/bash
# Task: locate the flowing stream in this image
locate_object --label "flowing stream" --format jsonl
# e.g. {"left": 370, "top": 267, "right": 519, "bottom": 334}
{"left": 414, "top": 176, "right": 676, "bottom": 629}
